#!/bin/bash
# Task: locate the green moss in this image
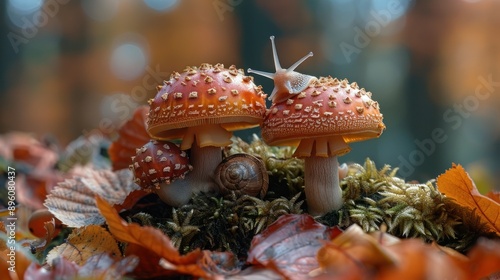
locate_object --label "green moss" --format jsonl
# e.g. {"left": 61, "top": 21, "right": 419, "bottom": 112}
{"left": 124, "top": 136, "right": 496, "bottom": 257}
{"left": 319, "top": 158, "right": 496, "bottom": 252}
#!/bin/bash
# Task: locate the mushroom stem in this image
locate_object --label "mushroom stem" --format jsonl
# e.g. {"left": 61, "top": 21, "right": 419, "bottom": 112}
{"left": 188, "top": 142, "right": 221, "bottom": 193}
{"left": 156, "top": 142, "right": 221, "bottom": 206}
{"left": 304, "top": 155, "right": 343, "bottom": 216}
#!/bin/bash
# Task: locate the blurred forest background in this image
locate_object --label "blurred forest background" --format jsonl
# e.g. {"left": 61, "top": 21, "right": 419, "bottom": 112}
{"left": 0, "top": 0, "right": 499, "bottom": 187}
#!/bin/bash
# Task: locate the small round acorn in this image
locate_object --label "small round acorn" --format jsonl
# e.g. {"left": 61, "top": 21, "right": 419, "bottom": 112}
{"left": 130, "top": 140, "right": 192, "bottom": 205}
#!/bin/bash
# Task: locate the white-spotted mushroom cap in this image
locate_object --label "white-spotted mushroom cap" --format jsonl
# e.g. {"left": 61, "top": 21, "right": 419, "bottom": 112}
{"left": 147, "top": 63, "right": 267, "bottom": 150}
{"left": 262, "top": 76, "right": 385, "bottom": 157}
{"left": 130, "top": 140, "right": 192, "bottom": 191}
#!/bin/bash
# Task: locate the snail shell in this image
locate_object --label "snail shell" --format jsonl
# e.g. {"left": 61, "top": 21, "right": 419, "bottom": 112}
{"left": 215, "top": 154, "right": 269, "bottom": 198}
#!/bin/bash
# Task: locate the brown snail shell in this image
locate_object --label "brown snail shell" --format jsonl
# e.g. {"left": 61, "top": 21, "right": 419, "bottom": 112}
{"left": 215, "top": 154, "right": 268, "bottom": 198}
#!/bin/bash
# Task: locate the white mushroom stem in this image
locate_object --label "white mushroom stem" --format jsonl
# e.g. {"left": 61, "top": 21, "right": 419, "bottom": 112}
{"left": 155, "top": 143, "right": 222, "bottom": 206}
{"left": 304, "top": 155, "right": 343, "bottom": 216}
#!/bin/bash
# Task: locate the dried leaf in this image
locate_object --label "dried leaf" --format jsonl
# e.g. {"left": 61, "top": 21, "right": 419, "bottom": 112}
{"left": 44, "top": 168, "right": 140, "bottom": 227}
{"left": 437, "top": 164, "right": 500, "bottom": 235}
{"left": 463, "top": 238, "right": 500, "bottom": 279}
{"left": 376, "top": 239, "right": 467, "bottom": 280}
{"left": 247, "top": 214, "right": 341, "bottom": 279}
{"left": 24, "top": 258, "right": 78, "bottom": 280}
{"left": 46, "top": 225, "right": 120, "bottom": 266}
{"left": 95, "top": 195, "right": 213, "bottom": 279}
{"left": 109, "top": 105, "right": 150, "bottom": 171}
{"left": 486, "top": 191, "right": 500, "bottom": 204}
{"left": 317, "top": 224, "right": 398, "bottom": 272}
{"left": 57, "top": 133, "right": 111, "bottom": 172}
{"left": 77, "top": 253, "right": 139, "bottom": 279}
{"left": 316, "top": 226, "right": 471, "bottom": 280}
{"left": 29, "top": 216, "right": 58, "bottom": 253}
{"left": 0, "top": 132, "right": 62, "bottom": 210}
{"left": 0, "top": 222, "right": 37, "bottom": 280}
{"left": 28, "top": 209, "right": 62, "bottom": 238}
{"left": 24, "top": 254, "right": 138, "bottom": 280}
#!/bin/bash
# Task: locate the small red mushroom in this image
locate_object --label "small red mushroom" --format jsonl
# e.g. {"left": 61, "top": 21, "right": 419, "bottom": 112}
{"left": 250, "top": 36, "right": 385, "bottom": 215}
{"left": 146, "top": 63, "right": 267, "bottom": 205}
{"left": 130, "top": 140, "right": 193, "bottom": 206}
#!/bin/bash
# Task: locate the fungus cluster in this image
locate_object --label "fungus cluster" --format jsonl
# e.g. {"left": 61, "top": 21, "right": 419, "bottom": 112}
{"left": 130, "top": 37, "right": 384, "bottom": 214}
{"left": 143, "top": 63, "right": 267, "bottom": 206}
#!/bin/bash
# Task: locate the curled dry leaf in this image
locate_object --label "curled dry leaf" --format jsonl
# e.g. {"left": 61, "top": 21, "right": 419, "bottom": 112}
{"left": 108, "top": 105, "right": 151, "bottom": 171}
{"left": 437, "top": 164, "right": 500, "bottom": 235}
{"left": 29, "top": 215, "right": 59, "bottom": 254}
{"left": 28, "top": 209, "right": 62, "bottom": 238}
{"left": 46, "top": 225, "right": 121, "bottom": 266}
{"left": 95, "top": 195, "right": 216, "bottom": 279}
{"left": 44, "top": 168, "right": 140, "bottom": 227}
{"left": 247, "top": 214, "right": 342, "bottom": 280}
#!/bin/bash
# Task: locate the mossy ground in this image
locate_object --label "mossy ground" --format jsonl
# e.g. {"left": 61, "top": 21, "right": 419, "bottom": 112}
{"left": 118, "top": 135, "right": 496, "bottom": 259}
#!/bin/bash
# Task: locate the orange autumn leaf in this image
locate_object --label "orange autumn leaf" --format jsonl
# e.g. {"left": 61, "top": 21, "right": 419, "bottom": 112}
{"left": 317, "top": 224, "right": 397, "bottom": 272}
{"left": 315, "top": 225, "right": 482, "bottom": 280}
{"left": 46, "top": 225, "right": 121, "bottom": 266}
{"left": 95, "top": 195, "right": 212, "bottom": 279}
{"left": 0, "top": 222, "right": 36, "bottom": 280}
{"left": 247, "top": 214, "right": 342, "bottom": 280}
{"left": 486, "top": 191, "right": 500, "bottom": 204}
{"left": 437, "top": 164, "right": 500, "bottom": 235}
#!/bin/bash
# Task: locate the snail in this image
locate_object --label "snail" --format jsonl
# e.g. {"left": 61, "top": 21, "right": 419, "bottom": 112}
{"left": 248, "top": 35, "right": 317, "bottom": 104}
{"left": 214, "top": 154, "right": 269, "bottom": 198}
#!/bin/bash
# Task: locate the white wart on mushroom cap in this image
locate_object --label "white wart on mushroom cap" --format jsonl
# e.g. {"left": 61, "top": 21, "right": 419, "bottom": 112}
{"left": 262, "top": 76, "right": 385, "bottom": 157}
{"left": 147, "top": 63, "right": 267, "bottom": 150}
{"left": 130, "top": 140, "right": 192, "bottom": 191}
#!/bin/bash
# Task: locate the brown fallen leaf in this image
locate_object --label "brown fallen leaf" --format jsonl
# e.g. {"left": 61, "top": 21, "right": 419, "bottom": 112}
{"left": 29, "top": 215, "right": 59, "bottom": 254}
{"left": 247, "top": 214, "right": 342, "bottom": 280}
{"left": 44, "top": 168, "right": 140, "bottom": 227}
{"left": 95, "top": 195, "right": 216, "bottom": 279}
{"left": 486, "top": 191, "right": 500, "bottom": 204}
{"left": 46, "top": 225, "right": 121, "bottom": 266}
{"left": 316, "top": 224, "right": 500, "bottom": 280}
{"left": 436, "top": 164, "right": 500, "bottom": 235}
{"left": 108, "top": 105, "right": 150, "bottom": 171}
{"left": 0, "top": 222, "right": 36, "bottom": 280}
{"left": 462, "top": 237, "right": 500, "bottom": 279}
{"left": 317, "top": 224, "right": 397, "bottom": 273}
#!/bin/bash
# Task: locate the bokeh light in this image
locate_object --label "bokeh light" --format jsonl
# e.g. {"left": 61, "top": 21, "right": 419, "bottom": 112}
{"left": 6, "top": 0, "right": 43, "bottom": 29}
{"left": 143, "top": 0, "right": 179, "bottom": 12}
{"left": 109, "top": 40, "right": 148, "bottom": 81}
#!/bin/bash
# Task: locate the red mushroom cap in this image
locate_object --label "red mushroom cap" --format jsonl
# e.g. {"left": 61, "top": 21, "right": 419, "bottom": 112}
{"left": 130, "top": 140, "right": 192, "bottom": 190}
{"left": 262, "top": 76, "right": 385, "bottom": 157}
{"left": 147, "top": 64, "right": 267, "bottom": 149}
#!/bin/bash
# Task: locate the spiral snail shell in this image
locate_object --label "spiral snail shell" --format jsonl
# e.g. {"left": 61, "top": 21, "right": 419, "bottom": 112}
{"left": 214, "top": 154, "right": 269, "bottom": 198}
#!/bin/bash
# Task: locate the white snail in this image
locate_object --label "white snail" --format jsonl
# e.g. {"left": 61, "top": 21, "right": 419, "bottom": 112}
{"left": 248, "top": 35, "right": 317, "bottom": 104}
